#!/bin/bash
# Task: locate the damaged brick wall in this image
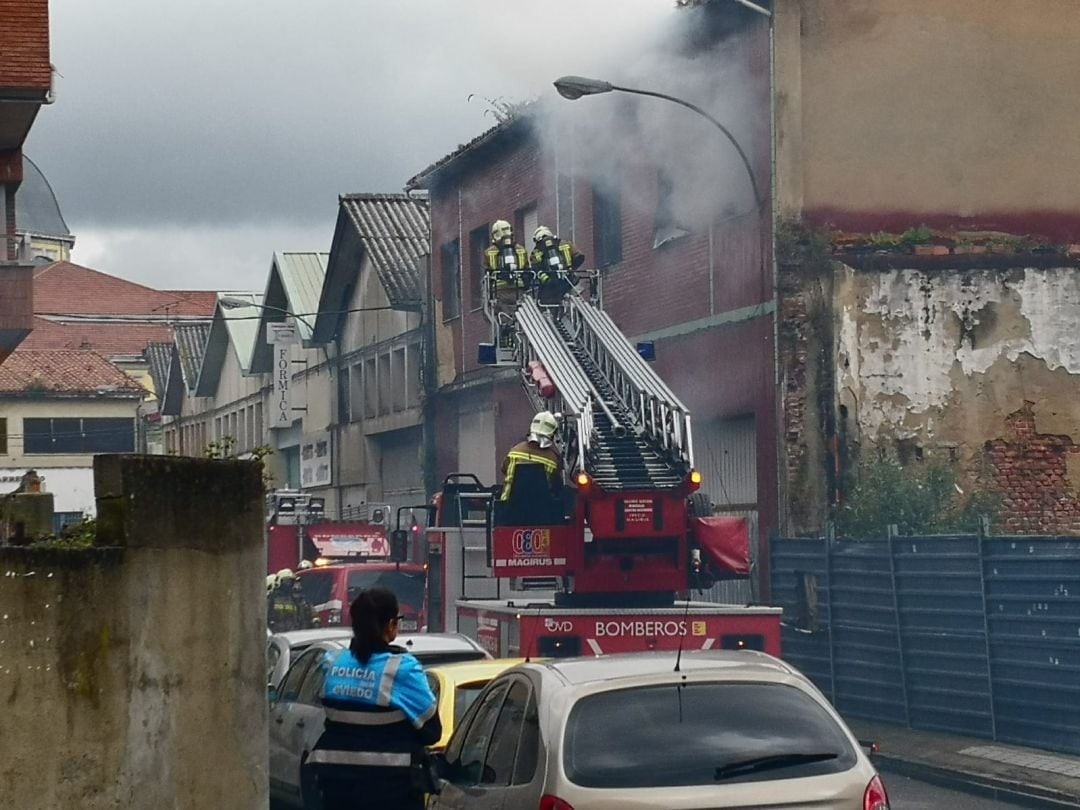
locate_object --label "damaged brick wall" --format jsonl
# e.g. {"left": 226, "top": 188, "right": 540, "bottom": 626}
{"left": 780, "top": 246, "right": 1080, "bottom": 536}
{"left": 986, "top": 403, "right": 1080, "bottom": 534}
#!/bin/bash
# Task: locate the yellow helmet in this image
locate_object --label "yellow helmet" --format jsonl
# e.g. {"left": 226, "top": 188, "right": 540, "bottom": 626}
{"left": 529, "top": 410, "right": 559, "bottom": 440}
{"left": 491, "top": 219, "right": 513, "bottom": 243}
{"left": 533, "top": 225, "right": 555, "bottom": 243}
{"left": 266, "top": 574, "right": 278, "bottom": 591}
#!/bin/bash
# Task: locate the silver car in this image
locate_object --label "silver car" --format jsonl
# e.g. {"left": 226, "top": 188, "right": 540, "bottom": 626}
{"left": 428, "top": 650, "right": 890, "bottom": 810}
{"left": 268, "top": 632, "right": 491, "bottom": 808}
{"left": 267, "top": 628, "right": 352, "bottom": 690}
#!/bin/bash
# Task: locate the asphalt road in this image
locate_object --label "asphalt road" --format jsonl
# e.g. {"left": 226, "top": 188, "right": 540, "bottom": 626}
{"left": 883, "top": 772, "right": 1037, "bottom": 809}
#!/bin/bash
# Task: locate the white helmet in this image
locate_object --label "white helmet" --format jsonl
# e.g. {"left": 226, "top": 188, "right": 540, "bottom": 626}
{"left": 276, "top": 568, "right": 295, "bottom": 584}
{"left": 491, "top": 219, "right": 513, "bottom": 243}
{"left": 266, "top": 574, "right": 278, "bottom": 591}
{"left": 529, "top": 411, "right": 559, "bottom": 448}
{"left": 298, "top": 559, "right": 314, "bottom": 570}
{"left": 533, "top": 225, "right": 554, "bottom": 243}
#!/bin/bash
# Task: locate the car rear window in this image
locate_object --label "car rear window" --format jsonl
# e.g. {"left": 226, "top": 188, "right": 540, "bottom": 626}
{"left": 347, "top": 569, "right": 425, "bottom": 612}
{"left": 564, "top": 682, "right": 857, "bottom": 788}
{"left": 413, "top": 650, "right": 488, "bottom": 667}
{"left": 454, "top": 683, "right": 488, "bottom": 726}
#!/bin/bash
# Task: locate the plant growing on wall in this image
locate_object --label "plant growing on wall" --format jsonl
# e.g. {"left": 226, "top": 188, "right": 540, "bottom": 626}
{"left": 203, "top": 436, "right": 275, "bottom": 487}
{"left": 835, "top": 450, "right": 999, "bottom": 537}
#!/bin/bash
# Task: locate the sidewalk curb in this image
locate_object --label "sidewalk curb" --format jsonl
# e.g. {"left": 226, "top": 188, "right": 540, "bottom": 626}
{"left": 873, "top": 753, "right": 1080, "bottom": 809}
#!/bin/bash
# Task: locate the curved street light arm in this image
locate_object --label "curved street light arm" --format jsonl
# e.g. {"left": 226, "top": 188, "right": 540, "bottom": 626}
{"left": 608, "top": 84, "right": 764, "bottom": 210}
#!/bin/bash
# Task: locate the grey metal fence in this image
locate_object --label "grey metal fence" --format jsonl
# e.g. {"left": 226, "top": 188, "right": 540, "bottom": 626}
{"left": 771, "top": 531, "right": 1080, "bottom": 756}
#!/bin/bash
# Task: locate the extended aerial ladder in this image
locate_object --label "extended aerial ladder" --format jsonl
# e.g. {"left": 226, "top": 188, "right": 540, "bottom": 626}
{"left": 466, "top": 267, "right": 745, "bottom": 607}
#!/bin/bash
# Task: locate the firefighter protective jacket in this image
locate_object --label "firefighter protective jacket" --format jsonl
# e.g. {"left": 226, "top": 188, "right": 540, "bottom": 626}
{"left": 530, "top": 238, "right": 576, "bottom": 285}
{"left": 484, "top": 242, "right": 530, "bottom": 289}
{"left": 500, "top": 438, "right": 564, "bottom": 501}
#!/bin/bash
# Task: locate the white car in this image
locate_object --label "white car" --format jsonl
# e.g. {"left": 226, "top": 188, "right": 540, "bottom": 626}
{"left": 267, "top": 628, "right": 352, "bottom": 690}
{"left": 429, "top": 650, "right": 890, "bottom": 810}
{"left": 268, "top": 632, "right": 491, "bottom": 808}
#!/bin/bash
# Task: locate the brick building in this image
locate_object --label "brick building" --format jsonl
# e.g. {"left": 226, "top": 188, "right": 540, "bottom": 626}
{"left": 0, "top": 0, "right": 53, "bottom": 363}
{"left": 407, "top": 2, "right": 776, "bottom": 582}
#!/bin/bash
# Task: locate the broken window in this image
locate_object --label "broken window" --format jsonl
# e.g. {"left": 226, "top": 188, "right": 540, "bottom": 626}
{"left": 653, "top": 170, "right": 690, "bottom": 248}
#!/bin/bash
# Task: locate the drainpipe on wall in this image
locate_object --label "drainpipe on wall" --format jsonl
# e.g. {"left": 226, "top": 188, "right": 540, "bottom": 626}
{"left": 419, "top": 254, "right": 439, "bottom": 501}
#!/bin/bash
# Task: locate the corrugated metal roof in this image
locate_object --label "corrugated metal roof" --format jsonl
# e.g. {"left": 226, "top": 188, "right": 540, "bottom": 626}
{"left": 271, "top": 252, "right": 328, "bottom": 343}
{"left": 221, "top": 292, "right": 264, "bottom": 373}
{"left": 173, "top": 322, "right": 210, "bottom": 391}
{"left": 194, "top": 293, "right": 263, "bottom": 397}
{"left": 340, "top": 194, "right": 430, "bottom": 308}
{"left": 145, "top": 341, "right": 173, "bottom": 399}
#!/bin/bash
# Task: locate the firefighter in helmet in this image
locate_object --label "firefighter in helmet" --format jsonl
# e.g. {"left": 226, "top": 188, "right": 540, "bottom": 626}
{"left": 500, "top": 410, "right": 564, "bottom": 502}
{"left": 484, "top": 220, "right": 530, "bottom": 346}
{"left": 268, "top": 568, "right": 315, "bottom": 632}
{"left": 530, "top": 225, "right": 585, "bottom": 307}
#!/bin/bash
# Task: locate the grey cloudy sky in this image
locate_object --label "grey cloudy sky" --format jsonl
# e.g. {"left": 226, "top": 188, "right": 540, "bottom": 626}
{"left": 25, "top": 0, "right": 676, "bottom": 291}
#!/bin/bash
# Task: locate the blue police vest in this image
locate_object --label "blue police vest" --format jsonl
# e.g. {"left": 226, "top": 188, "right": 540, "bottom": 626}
{"left": 319, "top": 647, "right": 437, "bottom": 730}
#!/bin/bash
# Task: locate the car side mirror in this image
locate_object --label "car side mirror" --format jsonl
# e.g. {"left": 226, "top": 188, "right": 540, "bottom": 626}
{"left": 390, "top": 529, "right": 409, "bottom": 562}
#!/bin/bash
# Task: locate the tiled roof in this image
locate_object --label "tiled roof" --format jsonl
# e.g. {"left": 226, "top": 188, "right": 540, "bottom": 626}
{"left": 145, "top": 342, "right": 174, "bottom": 399}
{"left": 173, "top": 322, "right": 210, "bottom": 391}
{"left": 18, "top": 317, "right": 173, "bottom": 356}
{"left": 340, "top": 194, "right": 429, "bottom": 306}
{"left": 161, "top": 290, "right": 218, "bottom": 312}
{"left": 33, "top": 262, "right": 218, "bottom": 317}
{"left": 0, "top": 0, "right": 51, "bottom": 91}
{"left": 0, "top": 350, "right": 146, "bottom": 397}
{"left": 406, "top": 112, "right": 533, "bottom": 190}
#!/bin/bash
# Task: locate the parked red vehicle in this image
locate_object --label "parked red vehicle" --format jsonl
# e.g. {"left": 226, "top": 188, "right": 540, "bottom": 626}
{"left": 295, "top": 561, "right": 428, "bottom": 631}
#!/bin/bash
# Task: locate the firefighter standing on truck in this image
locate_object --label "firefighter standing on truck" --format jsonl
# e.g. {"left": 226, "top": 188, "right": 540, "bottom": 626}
{"left": 484, "top": 219, "right": 530, "bottom": 346}
{"left": 305, "top": 587, "right": 440, "bottom": 810}
{"left": 531, "top": 225, "right": 586, "bottom": 309}
{"left": 501, "top": 410, "right": 564, "bottom": 501}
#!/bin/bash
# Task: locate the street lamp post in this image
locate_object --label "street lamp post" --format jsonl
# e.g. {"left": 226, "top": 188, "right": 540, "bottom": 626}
{"left": 219, "top": 296, "right": 317, "bottom": 336}
{"left": 553, "top": 75, "right": 763, "bottom": 210}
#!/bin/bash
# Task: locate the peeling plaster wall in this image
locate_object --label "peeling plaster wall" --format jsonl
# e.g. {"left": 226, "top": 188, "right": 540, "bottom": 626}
{"left": 838, "top": 265, "right": 1080, "bottom": 444}
{"left": 833, "top": 262, "right": 1080, "bottom": 532}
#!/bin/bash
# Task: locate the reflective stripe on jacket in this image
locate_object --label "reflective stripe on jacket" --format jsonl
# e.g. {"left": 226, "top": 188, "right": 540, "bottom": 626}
{"left": 500, "top": 439, "right": 562, "bottom": 501}
{"left": 531, "top": 240, "right": 575, "bottom": 284}
{"left": 485, "top": 245, "right": 530, "bottom": 288}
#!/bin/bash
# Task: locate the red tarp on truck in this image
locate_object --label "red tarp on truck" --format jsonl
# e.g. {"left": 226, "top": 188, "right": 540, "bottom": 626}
{"left": 690, "top": 516, "right": 750, "bottom": 577}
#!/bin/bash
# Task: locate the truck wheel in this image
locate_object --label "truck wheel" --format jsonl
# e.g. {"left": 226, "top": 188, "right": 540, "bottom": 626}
{"left": 688, "top": 491, "right": 713, "bottom": 518}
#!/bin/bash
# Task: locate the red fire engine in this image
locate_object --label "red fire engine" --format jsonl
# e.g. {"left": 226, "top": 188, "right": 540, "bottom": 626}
{"left": 398, "top": 271, "right": 781, "bottom": 658}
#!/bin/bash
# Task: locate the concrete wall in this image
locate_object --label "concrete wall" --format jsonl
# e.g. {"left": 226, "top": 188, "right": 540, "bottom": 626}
{"left": 775, "top": 0, "right": 1080, "bottom": 239}
{"left": 0, "top": 455, "right": 267, "bottom": 809}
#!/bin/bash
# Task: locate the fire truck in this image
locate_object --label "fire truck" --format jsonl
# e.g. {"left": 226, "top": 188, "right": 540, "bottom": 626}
{"left": 396, "top": 268, "right": 781, "bottom": 658}
{"left": 267, "top": 496, "right": 428, "bottom": 628}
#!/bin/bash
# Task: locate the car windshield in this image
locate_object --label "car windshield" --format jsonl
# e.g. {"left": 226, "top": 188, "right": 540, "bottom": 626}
{"left": 347, "top": 569, "right": 425, "bottom": 613}
{"left": 298, "top": 571, "right": 335, "bottom": 607}
{"left": 564, "top": 682, "right": 857, "bottom": 788}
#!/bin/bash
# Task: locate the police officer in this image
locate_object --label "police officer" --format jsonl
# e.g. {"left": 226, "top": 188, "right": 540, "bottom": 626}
{"left": 305, "top": 587, "right": 441, "bottom": 810}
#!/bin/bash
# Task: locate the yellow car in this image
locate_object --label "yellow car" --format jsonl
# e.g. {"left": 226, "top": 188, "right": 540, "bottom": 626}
{"left": 425, "top": 658, "right": 528, "bottom": 750}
